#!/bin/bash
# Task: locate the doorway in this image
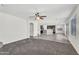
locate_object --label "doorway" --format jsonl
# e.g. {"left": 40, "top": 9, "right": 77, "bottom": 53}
{"left": 30, "top": 23, "right": 34, "bottom": 37}
{"left": 47, "top": 25, "right": 56, "bottom": 34}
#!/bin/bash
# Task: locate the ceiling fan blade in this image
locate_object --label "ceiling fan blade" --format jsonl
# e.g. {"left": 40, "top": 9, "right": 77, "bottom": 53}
{"left": 37, "top": 12, "right": 39, "bottom": 15}
{"left": 29, "top": 16, "right": 35, "bottom": 18}
{"left": 40, "top": 17, "right": 44, "bottom": 20}
{"left": 35, "top": 12, "right": 39, "bottom": 16}
{"left": 40, "top": 16, "right": 47, "bottom": 17}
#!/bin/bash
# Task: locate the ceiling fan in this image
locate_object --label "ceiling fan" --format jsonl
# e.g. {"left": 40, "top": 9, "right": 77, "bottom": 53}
{"left": 35, "top": 12, "right": 47, "bottom": 20}
{"left": 30, "top": 12, "right": 47, "bottom": 20}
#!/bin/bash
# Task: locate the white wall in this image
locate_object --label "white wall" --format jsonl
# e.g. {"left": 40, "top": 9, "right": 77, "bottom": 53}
{"left": 56, "top": 24, "right": 65, "bottom": 34}
{"left": 0, "top": 12, "right": 29, "bottom": 44}
{"left": 67, "top": 6, "right": 79, "bottom": 54}
{"left": 74, "top": 7, "right": 79, "bottom": 54}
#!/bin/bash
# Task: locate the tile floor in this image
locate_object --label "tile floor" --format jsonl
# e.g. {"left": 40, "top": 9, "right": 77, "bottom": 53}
{"left": 34, "top": 33, "right": 69, "bottom": 44}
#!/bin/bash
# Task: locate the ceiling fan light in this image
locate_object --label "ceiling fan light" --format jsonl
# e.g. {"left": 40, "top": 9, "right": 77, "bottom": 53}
{"left": 36, "top": 16, "right": 40, "bottom": 20}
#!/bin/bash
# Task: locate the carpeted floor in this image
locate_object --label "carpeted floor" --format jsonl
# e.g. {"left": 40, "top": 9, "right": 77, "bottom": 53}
{"left": 0, "top": 38, "right": 78, "bottom": 55}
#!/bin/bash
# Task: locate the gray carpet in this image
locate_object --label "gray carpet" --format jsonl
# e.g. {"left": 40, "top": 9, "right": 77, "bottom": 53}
{"left": 0, "top": 38, "right": 78, "bottom": 55}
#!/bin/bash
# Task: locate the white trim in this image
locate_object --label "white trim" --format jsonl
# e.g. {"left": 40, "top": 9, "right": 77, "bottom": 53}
{"left": 69, "top": 35, "right": 79, "bottom": 54}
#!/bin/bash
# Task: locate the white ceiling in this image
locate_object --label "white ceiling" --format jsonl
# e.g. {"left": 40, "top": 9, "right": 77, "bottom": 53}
{"left": 0, "top": 4, "right": 76, "bottom": 20}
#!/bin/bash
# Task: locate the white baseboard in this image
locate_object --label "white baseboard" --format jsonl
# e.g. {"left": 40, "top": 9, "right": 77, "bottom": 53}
{"left": 69, "top": 35, "right": 79, "bottom": 54}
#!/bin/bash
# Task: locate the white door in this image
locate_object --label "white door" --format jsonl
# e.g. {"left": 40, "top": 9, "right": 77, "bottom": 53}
{"left": 30, "top": 23, "right": 34, "bottom": 37}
